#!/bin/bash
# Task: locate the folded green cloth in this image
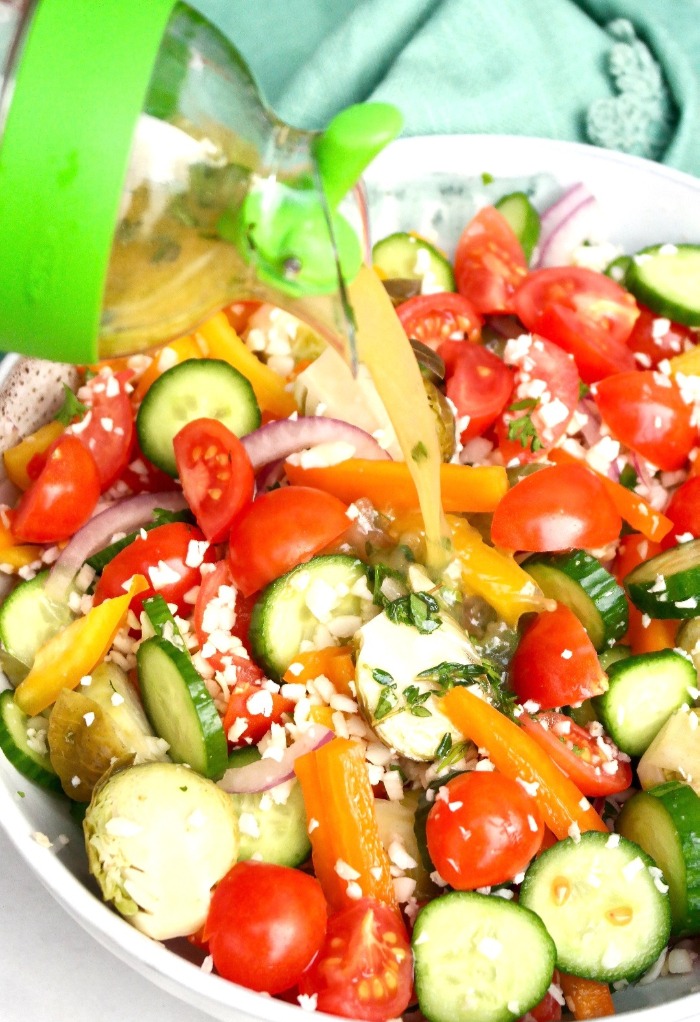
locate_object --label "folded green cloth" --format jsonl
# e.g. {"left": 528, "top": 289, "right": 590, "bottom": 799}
{"left": 194, "top": 0, "right": 700, "bottom": 177}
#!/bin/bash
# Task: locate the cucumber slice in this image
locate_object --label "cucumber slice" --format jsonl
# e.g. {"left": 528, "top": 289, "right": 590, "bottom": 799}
{"left": 624, "top": 538, "right": 700, "bottom": 618}
{"left": 0, "top": 690, "right": 61, "bottom": 792}
{"left": 638, "top": 706, "right": 700, "bottom": 794}
{"left": 230, "top": 762, "right": 311, "bottom": 868}
{"left": 676, "top": 617, "right": 700, "bottom": 674}
{"left": 625, "top": 244, "right": 700, "bottom": 326}
{"left": 0, "top": 570, "right": 75, "bottom": 684}
{"left": 593, "top": 649, "right": 695, "bottom": 757}
{"left": 372, "top": 232, "right": 455, "bottom": 292}
{"left": 412, "top": 891, "right": 556, "bottom": 1022}
{"left": 374, "top": 790, "right": 436, "bottom": 901}
{"left": 618, "top": 781, "right": 700, "bottom": 936}
{"left": 495, "top": 191, "right": 540, "bottom": 262}
{"left": 136, "top": 358, "right": 260, "bottom": 476}
{"left": 604, "top": 254, "right": 633, "bottom": 284}
{"left": 519, "top": 830, "right": 671, "bottom": 982}
{"left": 142, "top": 593, "right": 187, "bottom": 649}
{"left": 249, "top": 554, "right": 372, "bottom": 680}
{"left": 137, "top": 636, "right": 227, "bottom": 779}
{"left": 523, "top": 550, "right": 628, "bottom": 650}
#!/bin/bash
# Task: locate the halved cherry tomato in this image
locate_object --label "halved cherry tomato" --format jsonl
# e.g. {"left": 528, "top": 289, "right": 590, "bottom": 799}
{"left": 425, "top": 771, "right": 544, "bottom": 889}
{"left": 298, "top": 897, "right": 413, "bottom": 1021}
{"left": 68, "top": 370, "right": 135, "bottom": 490}
{"left": 513, "top": 267, "right": 638, "bottom": 383}
{"left": 490, "top": 464, "right": 622, "bottom": 552}
{"left": 173, "top": 418, "right": 255, "bottom": 542}
{"left": 520, "top": 711, "right": 633, "bottom": 797}
{"left": 193, "top": 560, "right": 256, "bottom": 662}
{"left": 495, "top": 333, "right": 580, "bottom": 464}
{"left": 396, "top": 292, "right": 481, "bottom": 351}
{"left": 228, "top": 486, "right": 350, "bottom": 596}
{"left": 12, "top": 434, "right": 101, "bottom": 543}
{"left": 594, "top": 369, "right": 696, "bottom": 472}
{"left": 118, "top": 445, "right": 180, "bottom": 495}
{"left": 93, "top": 522, "right": 213, "bottom": 618}
{"left": 222, "top": 681, "right": 294, "bottom": 746}
{"left": 205, "top": 861, "right": 327, "bottom": 995}
{"left": 510, "top": 604, "right": 608, "bottom": 709}
{"left": 626, "top": 304, "right": 694, "bottom": 368}
{"left": 661, "top": 476, "right": 700, "bottom": 549}
{"left": 224, "top": 300, "right": 261, "bottom": 334}
{"left": 454, "top": 206, "right": 528, "bottom": 315}
{"left": 519, "top": 972, "right": 563, "bottom": 1022}
{"left": 439, "top": 339, "right": 513, "bottom": 442}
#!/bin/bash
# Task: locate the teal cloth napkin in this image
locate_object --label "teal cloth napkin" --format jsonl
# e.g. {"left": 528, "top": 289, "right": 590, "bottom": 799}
{"left": 193, "top": 0, "right": 700, "bottom": 177}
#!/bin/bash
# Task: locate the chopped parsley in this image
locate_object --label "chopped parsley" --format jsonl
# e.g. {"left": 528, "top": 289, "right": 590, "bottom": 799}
{"left": 507, "top": 397, "right": 542, "bottom": 452}
{"left": 54, "top": 383, "right": 88, "bottom": 426}
{"left": 366, "top": 564, "right": 407, "bottom": 608}
{"left": 619, "top": 463, "right": 638, "bottom": 491}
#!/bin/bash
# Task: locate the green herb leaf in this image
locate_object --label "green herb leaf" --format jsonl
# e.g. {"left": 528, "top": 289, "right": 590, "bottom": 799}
{"left": 619, "top": 463, "right": 638, "bottom": 491}
{"left": 435, "top": 733, "right": 452, "bottom": 759}
{"left": 55, "top": 383, "right": 88, "bottom": 426}
{"left": 385, "top": 591, "right": 442, "bottom": 634}
{"left": 374, "top": 686, "right": 399, "bottom": 721}
{"left": 411, "top": 441, "right": 428, "bottom": 463}
{"left": 507, "top": 398, "right": 543, "bottom": 453}
{"left": 372, "top": 668, "right": 396, "bottom": 688}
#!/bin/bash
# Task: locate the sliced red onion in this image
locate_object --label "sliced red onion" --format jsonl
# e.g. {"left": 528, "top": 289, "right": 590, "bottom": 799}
{"left": 241, "top": 416, "right": 391, "bottom": 471}
{"left": 538, "top": 195, "right": 600, "bottom": 268}
{"left": 631, "top": 451, "right": 657, "bottom": 494}
{"left": 218, "top": 724, "right": 334, "bottom": 794}
{"left": 255, "top": 458, "right": 286, "bottom": 494}
{"left": 535, "top": 183, "right": 596, "bottom": 268}
{"left": 44, "top": 490, "right": 188, "bottom": 603}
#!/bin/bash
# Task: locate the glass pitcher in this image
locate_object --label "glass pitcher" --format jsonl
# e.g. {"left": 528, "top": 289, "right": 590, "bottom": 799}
{"left": 0, "top": 0, "right": 401, "bottom": 364}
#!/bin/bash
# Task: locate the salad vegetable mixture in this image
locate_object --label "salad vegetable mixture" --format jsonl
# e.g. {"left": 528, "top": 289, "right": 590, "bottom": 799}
{"left": 4, "top": 178, "right": 700, "bottom": 1022}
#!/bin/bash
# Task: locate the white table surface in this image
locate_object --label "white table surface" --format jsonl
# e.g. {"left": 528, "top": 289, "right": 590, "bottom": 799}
{"left": 0, "top": 827, "right": 216, "bottom": 1022}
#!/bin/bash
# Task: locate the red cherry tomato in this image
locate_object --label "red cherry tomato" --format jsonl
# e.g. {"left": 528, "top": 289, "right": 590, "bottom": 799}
{"left": 425, "top": 771, "right": 544, "bottom": 889}
{"left": 222, "top": 682, "right": 294, "bottom": 746}
{"left": 118, "top": 445, "right": 181, "bottom": 495}
{"left": 626, "top": 304, "right": 694, "bottom": 368}
{"left": 193, "top": 560, "right": 257, "bottom": 662}
{"left": 298, "top": 898, "right": 413, "bottom": 1021}
{"left": 205, "top": 861, "right": 327, "bottom": 995}
{"left": 661, "top": 476, "right": 700, "bottom": 549}
{"left": 228, "top": 486, "right": 350, "bottom": 596}
{"left": 454, "top": 206, "right": 528, "bottom": 315}
{"left": 396, "top": 292, "right": 482, "bottom": 351}
{"left": 510, "top": 604, "right": 608, "bottom": 709}
{"left": 495, "top": 334, "right": 580, "bottom": 464}
{"left": 68, "top": 370, "right": 135, "bottom": 491}
{"left": 12, "top": 434, "right": 101, "bottom": 543}
{"left": 93, "top": 522, "right": 213, "bottom": 618}
{"left": 594, "top": 370, "right": 696, "bottom": 472}
{"left": 173, "top": 418, "right": 255, "bottom": 542}
{"left": 513, "top": 267, "right": 638, "bottom": 383}
{"left": 518, "top": 973, "right": 563, "bottom": 1022}
{"left": 490, "top": 464, "right": 622, "bottom": 552}
{"left": 439, "top": 340, "right": 513, "bottom": 442}
{"left": 520, "top": 711, "right": 633, "bottom": 797}
{"left": 225, "top": 300, "right": 262, "bottom": 334}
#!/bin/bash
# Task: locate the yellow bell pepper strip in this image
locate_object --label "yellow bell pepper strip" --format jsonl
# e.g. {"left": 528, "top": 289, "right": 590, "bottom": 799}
{"left": 14, "top": 575, "right": 148, "bottom": 716}
{"left": 294, "top": 736, "right": 397, "bottom": 914}
{"left": 0, "top": 518, "right": 43, "bottom": 572}
{"left": 439, "top": 687, "right": 608, "bottom": 840}
{"left": 549, "top": 448, "right": 672, "bottom": 544}
{"left": 560, "top": 973, "right": 615, "bottom": 1019}
{"left": 284, "top": 458, "right": 508, "bottom": 514}
{"left": 447, "top": 514, "right": 549, "bottom": 627}
{"left": 3, "top": 419, "right": 64, "bottom": 490}
{"left": 668, "top": 345, "right": 700, "bottom": 378}
{"left": 132, "top": 334, "right": 204, "bottom": 404}
{"left": 194, "top": 311, "right": 297, "bottom": 418}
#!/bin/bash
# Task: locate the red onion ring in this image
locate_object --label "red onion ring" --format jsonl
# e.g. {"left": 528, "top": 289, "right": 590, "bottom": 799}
{"left": 538, "top": 195, "right": 599, "bottom": 268}
{"left": 535, "top": 183, "right": 595, "bottom": 268}
{"left": 218, "top": 723, "right": 335, "bottom": 794}
{"left": 44, "top": 490, "right": 188, "bottom": 602}
{"left": 241, "top": 416, "right": 391, "bottom": 471}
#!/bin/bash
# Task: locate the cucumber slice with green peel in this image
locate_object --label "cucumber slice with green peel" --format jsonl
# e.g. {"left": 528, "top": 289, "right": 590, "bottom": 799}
{"left": 519, "top": 830, "right": 671, "bottom": 982}
{"left": 137, "top": 636, "right": 227, "bottom": 779}
{"left": 495, "top": 191, "right": 540, "bottom": 262}
{"left": 599, "top": 644, "right": 632, "bottom": 671}
{"left": 412, "top": 891, "right": 556, "bottom": 1022}
{"left": 372, "top": 232, "right": 455, "bottom": 292}
{"left": 136, "top": 358, "right": 261, "bottom": 477}
{"left": 624, "top": 538, "right": 700, "bottom": 618}
{"left": 0, "top": 690, "right": 61, "bottom": 792}
{"left": 676, "top": 617, "right": 700, "bottom": 673}
{"left": 142, "top": 593, "right": 187, "bottom": 648}
{"left": 604, "top": 253, "right": 633, "bottom": 284}
{"left": 249, "top": 554, "right": 373, "bottom": 680}
{"left": 229, "top": 765, "right": 311, "bottom": 868}
{"left": 0, "top": 570, "right": 75, "bottom": 684}
{"left": 625, "top": 244, "right": 700, "bottom": 326}
{"left": 638, "top": 707, "right": 700, "bottom": 794}
{"left": 523, "top": 550, "right": 628, "bottom": 650}
{"left": 617, "top": 781, "right": 700, "bottom": 936}
{"left": 593, "top": 649, "right": 696, "bottom": 757}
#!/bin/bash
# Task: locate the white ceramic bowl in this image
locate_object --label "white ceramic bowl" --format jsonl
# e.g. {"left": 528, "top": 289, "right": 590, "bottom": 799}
{"left": 2, "top": 135, "right": 700, "bottom": 1022}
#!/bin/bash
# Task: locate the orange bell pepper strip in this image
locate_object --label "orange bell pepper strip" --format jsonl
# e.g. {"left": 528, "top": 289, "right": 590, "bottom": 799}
{"left": 560, "top": 973, "right": 615, "bottom": 1019}
{"left": 194, "top": 312, "right": 297, "bottom": 418}
{"left": 294, "top": 736, "right": 397, "bottom": 914}
{"left": 613, "top": 533, "right": 678, "bottom": 654}
{"left": 283, "top": 646, "right": 355, "bottom": 696}
{"left": 132, "top": 335, "right": 204, "bottom": 404}
{"left": 284, "top": 459, "right": 508, "bottom": 514}
{"left": 549, "top": 448, "right": 672, "bottom": 543}
{"left": 3, "top": 420, "right": 64, "bottom": 491}
{"left": 0, "top": 517, "right": 43, "bottom": 571}
{"left": 439, "top": 687, "right": 608, "bottom": 840}
{"left": 14, "top": 575, "right": 148, "bottom": 716}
